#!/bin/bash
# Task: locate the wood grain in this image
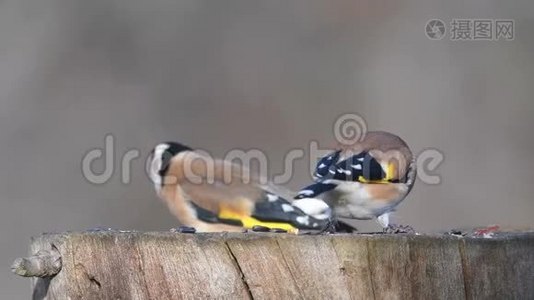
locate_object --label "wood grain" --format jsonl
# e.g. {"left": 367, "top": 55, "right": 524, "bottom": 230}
{"left": 461, "top": 234, "right": 534, "bottom": 300}
{"left": 14, "top": 232, "right": 534, "bottom": 300}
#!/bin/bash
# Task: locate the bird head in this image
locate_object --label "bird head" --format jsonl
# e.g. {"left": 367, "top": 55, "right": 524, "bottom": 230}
{"left": 148, "top": 142, "right": 192, "bottom": 192}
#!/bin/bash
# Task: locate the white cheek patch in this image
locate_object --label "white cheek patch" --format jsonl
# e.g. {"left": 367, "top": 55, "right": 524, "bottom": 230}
{"left": 150, "top": 143, "right": 170, "bottom": 193}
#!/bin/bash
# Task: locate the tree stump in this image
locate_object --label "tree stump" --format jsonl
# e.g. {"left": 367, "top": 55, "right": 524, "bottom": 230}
{"left": 12, "top": 232, "right": 534, "bottom": 299}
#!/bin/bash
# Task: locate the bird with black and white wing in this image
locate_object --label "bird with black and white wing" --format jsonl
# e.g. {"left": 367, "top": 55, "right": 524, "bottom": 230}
{"left": 148, "top": 142, "right": 345, "bottom": 233}
{"left": 295, "top": 131, "right": 417, "bottom": 233}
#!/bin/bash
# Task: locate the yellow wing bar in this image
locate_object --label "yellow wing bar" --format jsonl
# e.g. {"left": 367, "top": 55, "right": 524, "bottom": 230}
{"left": 218, "top": 208, "right": 298, "bottom": 233}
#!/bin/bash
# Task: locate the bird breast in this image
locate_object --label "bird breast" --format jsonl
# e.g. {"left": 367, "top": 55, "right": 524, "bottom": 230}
{"left": 326, "top": 181, "right": 409, "bottom": 219}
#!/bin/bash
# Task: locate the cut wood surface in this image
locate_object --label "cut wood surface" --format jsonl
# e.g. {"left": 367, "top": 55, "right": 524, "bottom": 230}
{"left": 15, "top": 231, "right": 534, "bottom": 300}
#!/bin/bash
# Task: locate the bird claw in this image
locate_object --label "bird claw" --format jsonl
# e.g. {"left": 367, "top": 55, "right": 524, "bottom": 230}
{"left": 334, "top": 221, "right": 357, "bottom": 233}
{"left": 383, "top": 224, "right": 416, "bottom": 234}
{"left": 313, "top": 219, "right": 338, "bottom": 235}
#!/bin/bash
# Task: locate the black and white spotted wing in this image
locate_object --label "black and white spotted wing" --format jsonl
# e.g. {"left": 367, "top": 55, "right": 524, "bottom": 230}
{"left": 296, "top": 151, "right": 386, "bottom": 199}
{"left": 332, "top": 152, "right": 385, "bottom": 182}
{"left": 191, "top": 191, "right": 331, "bottom": 230}
{"left": 251, "top": 192, "right": 329, "bottom": 229}
{"left": 312, "top": 151, "right": 384, "bottom": 182}
{"left": 313, "top": 150, "right": 341, "bottom": 180}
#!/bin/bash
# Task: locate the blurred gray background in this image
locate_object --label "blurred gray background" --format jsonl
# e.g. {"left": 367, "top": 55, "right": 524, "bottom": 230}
{"left": 2, "top": 0, "right": 533, "bottom": 298}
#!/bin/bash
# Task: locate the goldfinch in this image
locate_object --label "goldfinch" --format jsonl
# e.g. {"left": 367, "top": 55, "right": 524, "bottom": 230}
{"left": 148, "top": 142, "right": 338, "bottom": 233}
{"left": 295, "top": 131, "right": 416, "bottom": 232}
